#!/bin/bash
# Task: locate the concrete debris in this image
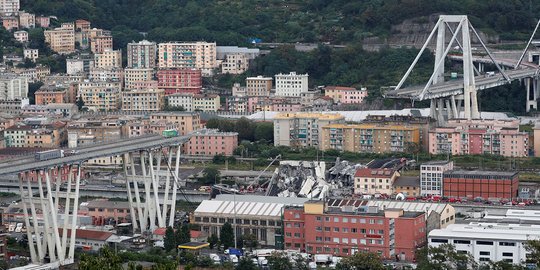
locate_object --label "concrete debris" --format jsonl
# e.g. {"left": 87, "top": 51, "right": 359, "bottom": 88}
{"left": 266, "top": 158, "right": 365, "bottom": 199}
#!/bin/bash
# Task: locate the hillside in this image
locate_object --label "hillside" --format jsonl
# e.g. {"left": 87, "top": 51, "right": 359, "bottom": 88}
{"left": 21, "top": 0, "right": 540, "bottom": 50}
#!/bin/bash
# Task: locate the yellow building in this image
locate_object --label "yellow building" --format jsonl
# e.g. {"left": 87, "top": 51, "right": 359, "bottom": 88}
{"left": 149, "top": 112, "right": 202, "bottom": 135}
{"left": 321, "top": 124, "right": 420, "bottom": 153}
{"left": 121, "top": 88, "right": 164, "bottom": 111}
{"left": 354, "top": 168, "right": 400, "bottom": 195}
{"left": 273, "top": 112, "right": 345, "bottom": 148}
{"left": 44, "top": 23, "right": 75, "bottom": 54}
{"left": 192, "top": 94, "right": 220, "bottom": 112}
{"left": 78, "top": 81, "right": 122, "bottom": 111}
{"left": 124, "top": 68, "right": 154, "bottom": 89}
{"left": 94, "top": 49, "right": 122, "bottom": 68}
{"left": 158, "top": 42, "right": 217, "bottom": 75}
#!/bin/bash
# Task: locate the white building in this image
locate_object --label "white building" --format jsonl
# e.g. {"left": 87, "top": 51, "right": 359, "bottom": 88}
{"left": 66, "top": 56, "right": 94, "bottom": 75}
{"left": 274, "top": 72, "right": 309, "bottom": 97}
{"left": 420, "top": 161, "right": 454, "bottom": 196}
{"left": 23, "top": 49, "right": 38, "bottom": 62}
{"left": 0, "top": 75, "right": 28, "bottom": 100}
{"left": 13, "top": 30, "right": 28, "bottom": 43}
{"left": 167, "top": 93, "right": 193, "bottom": 111}
{"left": 0, "top": 0, "right": 19, "bottom": 14}
{"left": 428, "top": 222, "right": 540, "bottom": 265}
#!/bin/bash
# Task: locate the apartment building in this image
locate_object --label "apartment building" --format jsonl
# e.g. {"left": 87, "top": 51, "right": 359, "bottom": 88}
{"left": 94, "top": 49, "right": 122, "bottom": 68}
{"left": 23, "top": 48, "right": 38, "bottom": 62}
{"left": 321, "top": 124, "right": 420, "bottom": 154}
{"left": 67, "top": 119, "right": 128, "bottom": 147}
{"left": 246, "top": 76, "right": 272, "bottom": 96}
{"left": 157, "top": 68, "right": 202, "bottom": 95}
{"left": 1, "top": 16, "right": 17, "bottom": 30}
{"left": 226, "top": 96, "right": 248, "bottom": 113}
{"left": 35, "top": 16, "right": 49, "bottom": 28}
{"left": 0, "top": 98, "right": 27, "bottom": 115}
{"left": 420, "top": 161, "right": 454, "bottom": 197}
{"left": 325, "top": 86, "right": 368, "bottom": 104}
{"left": 121, "top": 88, "right": 164, "bottom": 111}
{"left": 274, "top": 112, "right": 345, "bottom": 148}
{"left": 283, "top": 201, "right": 426, "bottom": 260}
{"left": 248, "top": 96, "right": 302, "bottom": 113}
{"left": 34, "top": 86, "right": 68, "bottom": 105}
{"left": 14, "top": 30, "right": 27, "bottom": 43}
{"left": 44, "top": 24, "right": 75, "bottom": 54}
{"left": 90, "top": 34, "right": 113, "bottom": 54}
{"left": 221, "top": 53, "right": 248, "bottom": 74}
{"left": 184, "top": 129, "right": 238, "bottom": 156}
{"left": 158, "top": 42, "right": 217, "bottom": 74}
{"left": 124, "top": 68, "right": 154, "bottom": 89}
{"left": 127, "top": 40, "right": 157, "bottom": 68}
{"left": 0, "top": 74, "right": 28, "bottom": 100}
{"left": 25, "top": 124, "right": 67, "bottom": 148}
{"left": 275, "top": 72, "right": 309, "bottom": 97}
{"left": 429, "top": 119, "right": 529, "bottom": 157}
{"left": 193, "top": 195, "right": 308, "bottom": 247}
{"left": 3, "top": 124, "right": 31, "bottom": 147}
{"left": 166, "top": 93, "right": 193, "bottom": 111}
{"left": 13, "top": 65, "right": 51, "bottom": 83}
{"left": 80, "top": 200, "right": 132, "bottom": 226}
{"left": 18, "top": 11, "right": 35, "bottom": 28}
{"left": 192, "top": 94, "right": 220, "bottom": 112}
{"left": 443, "top": 170, "right": 519, "bottom": 200}
{"left": 0, "top": 0, "right": 19, "bottom": 14}
{"left": 149, "top": 112, "right": 201, "bottom": 135}
{"left": 363, "top": 115, "right": 433, "bottom": 151}
{"left": 75, "top": 19, "right": 91, "bottom": 31}
{"left": 77, "top": 81, "right": 122, "bottom": 111}
{"left": 429, "top": 222, "right": 540, "bottom": 265}
{"left": 66, "top": 55, "right": 94, "bottom": 75}
{"left": 88, "top": 67, "right": 124, "bottom": 83}
{"left": 354, "top": 168, "right": 400, "bottom": 195}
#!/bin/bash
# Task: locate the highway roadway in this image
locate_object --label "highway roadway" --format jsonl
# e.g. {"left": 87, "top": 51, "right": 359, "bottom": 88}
{"left": 385, "top": 68, "right": 538, "bottom": 100}
{"left": 0, "top": 134, "right": 191, "bottom": 175}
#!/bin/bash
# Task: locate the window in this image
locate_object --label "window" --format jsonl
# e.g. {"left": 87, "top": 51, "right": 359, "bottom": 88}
{"left": 294, "top": 233, "right": 301, "bottom": 238}
{"left": 351, "top": 228, "right": 357, "bottom": 233}
{"left": 316, "top": 227, "right": 322, "bottom": 232}
{"left": 502, "top": 252, "right": 513, "bottom": 257}
{"left": 316, "top": 216, "right": 322, "bottom": 221}
{"left": 343, "top": 228, "right": 349, "bottom": 233}
{"left": 351, "top": 239, "right": 358, "bottom": 244}
{"left": 334, "top": 227, "right": 339, "bottom": 232}
{"left": 360, "top": 218, "right": 366, "bottom": 224}
{"left": 342, "top": 238, "right": 349, "bottom": 244}
{"left": 454, "top": 240, "right": 471, "bottom": 244}
{"left": 343, "top": 217, "right": 349, "bottom": 223}
{"left": 333, "top": 238, "right": 340, "bottom": 243}
{"left": 351, "top": 218, "right": 357, "bottom": 223}
{"left": 479, "top": 258, "right": 490, "bottom": 262}
{"left": 431, "top": 239, "right": 449, "bottom": 243}
{"left": 334, "top": 217, "right": 339, "bottom": 222}
{"left": 360, "top": 239, "right": 367, "bottom": 245}
{"left": 316, "top": 237, "right": 322, "bottom": 242}
{"left": 479, "top": 251, "right": 490, "bottom": 256}
{"left": 499, "top": 242, "right": 516, "bottom": 246}
{"left": 477, "top": 241, "right": 494, "bottom": 246}
{"left": 325, "top": 227, "right": 330, "bottom": 232}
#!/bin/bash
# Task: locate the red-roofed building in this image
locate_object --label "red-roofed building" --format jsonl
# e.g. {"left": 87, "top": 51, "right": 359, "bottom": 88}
{"left": 190, "top": 230, "right": 208, "bottom": 242}
{"left": 324, "top": 86, "right": 368, "bottom": 104}
{"left": 354, "top": 168, "right": 400, "bottom": 195}
{"left": 59, "top": 228, "right": 113, "bottom": 251}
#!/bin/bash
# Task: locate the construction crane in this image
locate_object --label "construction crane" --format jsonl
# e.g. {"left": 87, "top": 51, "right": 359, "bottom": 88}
{"left": 246, "top": 154, "right": 281, "bottom": 192}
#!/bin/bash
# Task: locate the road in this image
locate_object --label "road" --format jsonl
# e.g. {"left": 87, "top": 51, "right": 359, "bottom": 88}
{"left": 0, "top": 134, "right": 191, "bottom": 175}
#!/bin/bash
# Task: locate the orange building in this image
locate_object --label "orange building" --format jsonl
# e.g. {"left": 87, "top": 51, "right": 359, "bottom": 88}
{"left": 443, "top": 170, "right": 519, "bottom": 200}
{"left": 81, "top": 200, "right": 133, "bottom": 226}
{"left": 35, "top": 88, "right": 67, "bottom": 105}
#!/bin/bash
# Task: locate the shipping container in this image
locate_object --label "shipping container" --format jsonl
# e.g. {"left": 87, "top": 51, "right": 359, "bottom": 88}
{"left": 162, "top": 129, "right": 178, "bottom": 137}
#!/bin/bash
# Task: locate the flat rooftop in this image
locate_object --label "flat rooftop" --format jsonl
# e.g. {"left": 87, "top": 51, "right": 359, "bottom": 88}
{"left": 429, "top": 222, "right": 540, "bottom": 241}
{"left": 444, "top": 170, "right": 518, "bottom": 178}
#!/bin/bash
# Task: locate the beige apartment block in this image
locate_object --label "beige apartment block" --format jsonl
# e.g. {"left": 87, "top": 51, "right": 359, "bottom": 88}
{"left": 221, "top": 53, "right": 248, "bottom": 74}
{"left": 77, "top": 81, "right": 122, "bottom": 111}
{"left": 94, "top": 49, "right": 122, "bottom": 68}
{"left": 192, "top": 94, "right": 220, "bottom": 112}
{"left": 158, "top": 42, "right": 217, "bottom": 72}
{"left": 91, "top": 35, "right": 113, "bottom": 54}
{"left": 149, "top": 112, "right": 201, "bottom": 135}
{"left": 0, "top": 0, "right": 19, "bottom": 14}
{"left": 121, "top": 88, "right": 164, "bottom": 111}
{"left": 127, "top": 40, "right": 157, "bottom": 68}
{"left": 273, "top": 112, "right": 345, "bottom": 148}
{"left": 44, "top": 24, "right": 75, "bottom": 54}
{"left": 124, "top": 68, "right": 154, "bottom": 89}
{"left": 246, "top": 76, "right": 272, "bottom": 96}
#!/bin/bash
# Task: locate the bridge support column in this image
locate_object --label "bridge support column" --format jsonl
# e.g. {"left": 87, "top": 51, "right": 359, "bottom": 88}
{"left": 19, "top": 165, "right": 81, "bottom": 266}
{"left": 123, "top": 145, "right": 183, "bottom": 233}
{"left": 526, "top": 77, "right": 538, "bottom": 112}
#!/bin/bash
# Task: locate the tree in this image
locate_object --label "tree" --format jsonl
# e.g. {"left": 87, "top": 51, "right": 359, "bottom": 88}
{"left": 220, "top": 222, "right": 234, "bottom": 250}
{"left": 208, "top": 233, "right": 219, "bottom": 249}
{"left": 200, "top": 167, "right": 220, "bottom": 185}
{"left": 526, "top": 240, "right": 540, "bottom": 268}
{"left": 242, "top": 233, "right": 259, "bottom": 252}
{"left": 28, "top": 81, "right": 43, "bottom": 104}
{"left": 254, "top": 122, "right": 274, "bottom": 142}
{"left": 267, "top": 252, "right": 292, "bottom": 270}
{"left": 236, "top": 256, "right": 258, "bottom": 270}
{"left": 79, "top": 246, "right": 122, "bottom": 270}
{"left": 163, "top": 226, "right": 176, "bottom": 252}
{"left": 235, "top": 117, "right": 255, "bottom": 141}
{"left": 176, "top": 223, "right": 191, "bottom": 245}
{"left": 335, "top": 251, "right": 385, "bottom": 270}
{"left": 77, "top": 96, "right": 86, "bottom": 110}
{"left": 416, "top": 244, "right": 476, "bottom": 270}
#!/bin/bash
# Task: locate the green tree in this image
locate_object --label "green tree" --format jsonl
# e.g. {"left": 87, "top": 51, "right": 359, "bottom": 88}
{"left": 175, "top": 223, "right": 191, "bottom": 245}
{"left": 416, "top": 244, "right": 477, "bottom": 270}
{"left": 163, "top": 226, "right": 176, "bottom": 252}
{"left": 208, "top": 233, "right": 219, "bottom": 249}
{"left": 28, "top": 81, "right": 43, "bottom": 104}
{"left": 77, "top": 96, "right": 85, "bottom": 110}
{"left": 235, "top": 117, "right": 255, "bottom": 141}
{"left": 236, "top": 256, "right": 258, "bottom": 270}
{"left": 526, "top": 240, "right": 540, "bottom": 268}
{"left": 79, "top": 246, "right": 122, "bottom": 270}
{"left": 242, "top": 233, "right": 259, "bottom": 252}
{"left": 220, "top": 222, "right": 235, "bottom": 250}
{"left": 200, "top": 167, "right": 220, "bottom": 185}
{"left": 267, "top": 252, "right": 292, "bottom": 270}
{"left": 335, "top": 251, "right": 385, "bottom": 270}
{"left": 151, "top": 261, "right": 178, "bottom": 270}
{"left": 254, "top": 122, "right": 274, "bottom": 142}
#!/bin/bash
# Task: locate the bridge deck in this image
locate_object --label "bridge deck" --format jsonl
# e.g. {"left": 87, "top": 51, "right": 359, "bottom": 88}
{"left": 386, "top": 68, "right": 537, "bottom": 100}
{"left": 0, "top": 135, "right": 191, "bottom": 175}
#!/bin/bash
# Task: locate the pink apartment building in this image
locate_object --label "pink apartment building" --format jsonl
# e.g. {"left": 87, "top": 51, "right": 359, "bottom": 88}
{"left": 428, "top": 119, "right": 528, "bottom": 157}
{"left": 157, "top": 68, "right": 202, "bottom": 95}
{"left": 184, "top": 129, "right": 238, "bottom": 156}
{"left": 325, "top": 86, "right": 368, "bottom": 104}
{"left": 80, "top": 200, "right": 132, "bottom": 226}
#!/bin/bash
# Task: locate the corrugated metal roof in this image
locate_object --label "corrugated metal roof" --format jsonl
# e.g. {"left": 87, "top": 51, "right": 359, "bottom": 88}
{"left": 367, "top": 200, "right": 449, "bottom": 215}
{"left": 195, "top": 196, "right": 308, "bottom": 218}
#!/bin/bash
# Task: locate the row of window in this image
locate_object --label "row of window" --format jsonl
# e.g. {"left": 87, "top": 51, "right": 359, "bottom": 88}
{"left": 431, "top": 239, "right": 516, "bottom": 246}
{"left": 194, "top": 216, "right": 280, "bottom": 227}
{"left": 313, "top": 216, "right": 385, "bottom": 225}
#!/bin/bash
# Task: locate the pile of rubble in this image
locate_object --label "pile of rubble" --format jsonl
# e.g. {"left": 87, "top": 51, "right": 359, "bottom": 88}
{"left": 265, "top": 158, "right": 365, "bottom": 198}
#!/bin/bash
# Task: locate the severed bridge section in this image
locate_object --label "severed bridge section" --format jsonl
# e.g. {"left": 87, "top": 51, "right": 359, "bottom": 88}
{"left": 385, "top": 15, "right": 540, "bottom": 122}
{"left": 0, "top": 134, "right": 191, "bottom": 266}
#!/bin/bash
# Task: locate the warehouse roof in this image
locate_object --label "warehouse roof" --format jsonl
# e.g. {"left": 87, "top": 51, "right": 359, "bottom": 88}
{"left": 195, "top": 195, "right": 309, "bottom": 218}
{"left": 367, "top": 200, "right": 451, "bottom": 216}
